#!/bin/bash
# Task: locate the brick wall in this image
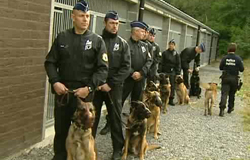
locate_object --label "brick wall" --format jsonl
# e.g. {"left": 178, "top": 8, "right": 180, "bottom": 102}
{"left": 0, "top": 0, "right": 51, "bottom": 158}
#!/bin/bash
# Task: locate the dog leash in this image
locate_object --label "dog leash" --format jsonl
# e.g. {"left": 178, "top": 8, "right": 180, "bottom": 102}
{"left": 107, "top": 92, "right": 128, "bottom": 127}
{"left": 57, "top": 90, "right": 75, "bottom": 107}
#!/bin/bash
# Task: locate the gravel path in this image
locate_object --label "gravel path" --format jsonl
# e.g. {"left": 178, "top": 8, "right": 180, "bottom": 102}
{"left": 8, "top": 63, "right": 250, "bottom": 160}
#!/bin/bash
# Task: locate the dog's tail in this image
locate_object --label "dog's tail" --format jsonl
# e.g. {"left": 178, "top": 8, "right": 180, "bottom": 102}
{"left": 200, "top": 82, "right": 211, "bottom": 89}
{"left": 147, "top": 145, "right": 161, "bottom": 151}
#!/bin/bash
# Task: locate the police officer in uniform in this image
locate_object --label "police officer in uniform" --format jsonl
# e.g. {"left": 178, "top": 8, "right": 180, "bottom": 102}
{"left": 44, "top": 1, "right": 108, "bottom": 159}
{"left": 147, "top": 28, "right": 161, "bottom": 83}
{"left": 219, "top": 43, "right": 244, "bottom": 117}
{"left": 161, "top": 39, "right": 181, "bottom": 106}
{"left": 92, "top": 11, "right": 131, "bottom": 160}
{"left": 180, "top": 43, "right": 205, "bottom": 89}
{"left": 122, "top": 21, "right": 153, "bottom": 105}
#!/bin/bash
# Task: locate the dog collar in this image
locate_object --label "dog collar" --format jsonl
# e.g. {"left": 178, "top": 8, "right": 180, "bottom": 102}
{"left": 73, "top": 122, "right": 88, "bottom": 131}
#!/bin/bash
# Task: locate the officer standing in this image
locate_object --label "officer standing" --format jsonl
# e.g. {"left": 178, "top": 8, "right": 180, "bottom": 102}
{"left": 180, "top": 43, "right": 205, "bottom": 89}
{"left": 122, "top": 21, "right": 153, "bottom": 105}
{"left": 161, "top": 39, "right": 181, "bottom": 106}
{"left": 147, "top": 28, "right": 161, "bottom": 83}
{"left": 92, "top": 11, "right": 131, "bottom": 160}
{"left": 219, "top": 43, "right": 244, "bottom": 117}
{"left": 44, "top": 1, "right": 108, "bottom": 159}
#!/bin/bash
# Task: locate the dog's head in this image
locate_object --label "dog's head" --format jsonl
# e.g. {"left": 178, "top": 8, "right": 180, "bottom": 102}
{"left": 145, "top": 81, "right": 158, "bottom": 92}
{"left": 129, "top": 101, "right": 151, "bottom": 121}
{"left": 208, "top": 83, "right": 218, "bottom": 90}
{"left": 145, "top": 91, "right": 162, "bottom": 107}
{"left": 158, "top": 73, "right": 170, "bottom": 85}
{"left": 72, "top": 98, "right": 95, "bottom": 130}
{"left": 175, "top": 75, "right": 184, "bottom": 84}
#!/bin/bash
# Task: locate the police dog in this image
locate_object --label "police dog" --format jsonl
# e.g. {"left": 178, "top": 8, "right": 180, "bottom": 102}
{"left": 200, "top": 83, "right": 218, "bottom": 116}
{"left": 144, "top": 91, "right": 162, "bottom": 140}
{"left": 66, "top": 98, "right": 96, "bottom": 160}
{"left": 143, "top": 81, "right": 159, "bottom": 101}
{"left": 175, "top": 75, "right": 190, "bottom": 105}
{"left": 158, "top": 73, "right": 171, "bottom": 113}
{"left": 122, "top": 101, "right": 160, "bottom": 160}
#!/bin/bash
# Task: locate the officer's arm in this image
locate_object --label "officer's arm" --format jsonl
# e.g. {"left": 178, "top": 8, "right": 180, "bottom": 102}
{"left": 111, "top": 40, "right": 131, "bottom": 84}
{"left": 195, "top": 53, "right": 200, "bottom": 67}
{"left": 155, "top": 45, "right": 161, "bottom": 63}
{"left": 44, "top": 37, "right": 60, "bottom": 85}
{"left": 140, "top": 49, "right": 153, "bottom": 77}
{"left": 175, "top": 53, "right": 181, "bottom": 75}
{"left": 89, "top": 37, "right": 108, "bottom": 90}
{"left": 238, "top": 56, "right": 244, "bottom": 72}
{"left": 180, "top": 51, "right": 189, "bottom": 70}
{"left": 219, "top": 57, "right": 226, "bottom": 70}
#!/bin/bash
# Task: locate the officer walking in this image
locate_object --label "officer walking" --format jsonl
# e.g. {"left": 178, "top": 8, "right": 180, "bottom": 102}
{"left": 180, "top": 43, "right": 205, "bottom": 89}
{"left": 147, "top": 28, "right": 161, "bottom": 83}
{"left": 91, "top": 11, "right": 131, "bottom": 160}
{"left": 161, "top": 39, "right": 181, "bottom": 106}
{"left": 219, "top": 43, "right": 244, "bottom": 117}
{"left": 122, "top": 21, "right": 153, "bottom": 105}
{"left": 44, "top": 1, "right": 108, "bottom": 159}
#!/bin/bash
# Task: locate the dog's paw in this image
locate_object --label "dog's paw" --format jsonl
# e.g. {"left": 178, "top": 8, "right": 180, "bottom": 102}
{"left": 154, "top": 135, "right": 159, "bottom": 140}
{"left": 121, "top": 154, "right": 127, "bottom": 160}
{"left": 157, "top": 131, "right": 162, "bottom": 135}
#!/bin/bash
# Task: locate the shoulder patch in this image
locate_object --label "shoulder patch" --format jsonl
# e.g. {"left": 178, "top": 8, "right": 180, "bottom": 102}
{"left": 102, "top": 53, "right": 108, "bottom": 62}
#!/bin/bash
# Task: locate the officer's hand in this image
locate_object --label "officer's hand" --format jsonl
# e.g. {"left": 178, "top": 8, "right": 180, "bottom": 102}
{"left": 53, "top": 82, "right": 68, "bottom": 95}
{"left": 100, "top": 83, "right": 111, "bottom": 92}
{"left": 73, "top": 87, "right": 89, "bottom": 98}
{"left": 132, "top": 72, "right": 142, "bottom": 81}
{"left": 188, "top": 69, "right": 193, "bottom": 73}
{"left": 195, "top": 67, "right": 200, "bottom": 71}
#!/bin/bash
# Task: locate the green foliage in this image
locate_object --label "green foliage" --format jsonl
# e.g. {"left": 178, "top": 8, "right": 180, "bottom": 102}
{"left": 165, "top": 0, "right": 250, "bottom": 58}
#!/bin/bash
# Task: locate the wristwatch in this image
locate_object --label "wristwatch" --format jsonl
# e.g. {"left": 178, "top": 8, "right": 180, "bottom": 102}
{"left": 88, "top": 86, "right": 93, "bottom": 93}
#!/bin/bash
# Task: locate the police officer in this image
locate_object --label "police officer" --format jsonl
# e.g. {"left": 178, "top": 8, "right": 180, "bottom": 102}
{"left": 161, "top": 39, "right": 181, "bottom": 106}
{"left": 122, "top": 21, "right": 153, "bottom": 105}
{"left": 44, "top": 1, "right": 108, "bottom": 159}
{"left": 92, "top": 11, "right": 131, "bottom": 160}
{"left": 180, "top": 43, "right": 205, "bottom": 89}
{"left": 219, "top": 43, "right": 244, "bottom": 117}
{"left": 147, "top": 28, "right": 161, "bottom": 83}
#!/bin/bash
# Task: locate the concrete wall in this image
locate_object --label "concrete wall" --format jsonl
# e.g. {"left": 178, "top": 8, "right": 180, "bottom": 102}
{"left": 0, "top": 0, "right": 51, "bottom": 158}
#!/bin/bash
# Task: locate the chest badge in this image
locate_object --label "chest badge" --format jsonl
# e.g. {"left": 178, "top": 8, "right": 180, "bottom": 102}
{"left": 113, "top": 43, "right": 119, "bottom": 51}
{"left": 85, "top": 40, "right": 92, "bottom": 50}
{"left": 141, "top": 46, "right": 146, "bottom": 53}
{"left": 153, "top": 46, "right": 156, "bottom": 51}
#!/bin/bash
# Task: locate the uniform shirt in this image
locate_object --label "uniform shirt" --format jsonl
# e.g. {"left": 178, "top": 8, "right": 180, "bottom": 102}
{"left": 161, "top": 49, "right": 181, "bottom": 75}
{"left": 219, "top": 53, "right": 244, "bottom": 76}
{"left": 128, "top": 37, "right": 153, "bottom": 77}
{"left": 101, "top": 29, "right": 131, "bottom": 86}
{"left": 180, "top": 47, "right": 200, "bottom": 69}
{"left": 44, "top": 28, "right": 108, "bottom": 90}
{"left": 149, "top": 41, "right": 161, "bottom": 76}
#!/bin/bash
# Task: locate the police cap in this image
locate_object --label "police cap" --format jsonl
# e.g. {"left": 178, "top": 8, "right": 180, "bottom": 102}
{"left": 73, "top": 0, "right": 89, "bottom": 12}
{"left": 130, "top": 21, "right": 149, "bottom": 30}
{"left": 105, "top": 11, "right": 119, "bottom": 20}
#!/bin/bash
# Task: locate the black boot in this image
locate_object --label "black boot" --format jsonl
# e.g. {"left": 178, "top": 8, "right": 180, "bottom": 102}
{"left": 112, "top": 151, "right": 122, "bottom": 160}
{"left": 100, "top": 121, "right": 110, "bottom": 135}
{"left": 227, "top": 107, "right": 234, "bottom": 114}
{"left": 219, "top": 109, "right": 224, "bottom": 117}
{"left": 169, "top": 99, "right": 175, "bottom": 106}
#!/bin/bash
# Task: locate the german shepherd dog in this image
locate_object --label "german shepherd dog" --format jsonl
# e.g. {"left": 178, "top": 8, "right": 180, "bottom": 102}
{"left": 144, "top": 91, "right": 162, "bottom": 140}
{"left": 158, "top": 73, "right": 171, "bottom": 113}
{"left": 66, "top": 98, "right": 96, "bottom": 160}
{"left": 175, "top": 75, "right": 190, "bottom": 105}
{"left": 143, "top": 81, "right": 159, "bottom": 101}
{"left": 189, "top": 69, "right": 202, "bottom": 98}
{"left": 200, "top": 83, "right": 218, "bottom": 116}
{"left": 122, "top": 101, "right": 160, "bottom": 160}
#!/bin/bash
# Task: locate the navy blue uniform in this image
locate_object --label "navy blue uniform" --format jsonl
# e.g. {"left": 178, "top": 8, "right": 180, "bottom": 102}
{"left": 44, "top": 28, "right": 108, "bottom": 160}
{"left": 122, "top": 37, "right": 152, "bottom": 105}
{"left": 180, "top": 47, "right": 200, "bottom": 88}
{"left": 161, "top": 49, "right": 181, "bottom": 100}
{"left": 148, "top": 41, "right": 161, "bottom": 83}
{"left": 219, "top": 53, "right": 244, "bottom": 112}
{"left": 92, "top": 29, "right": 131, "bottom": 153}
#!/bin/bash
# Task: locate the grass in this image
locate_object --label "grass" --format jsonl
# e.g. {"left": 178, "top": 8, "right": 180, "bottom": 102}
{"left": 237, "top": 59, "right": 250, "bottom": 131}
